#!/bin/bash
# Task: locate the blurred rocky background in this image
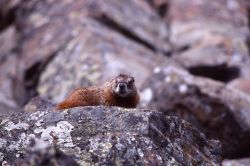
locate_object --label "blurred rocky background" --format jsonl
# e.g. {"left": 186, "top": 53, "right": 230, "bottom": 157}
{"left": 0, "top": 0, "right": 250, "bottom": 165}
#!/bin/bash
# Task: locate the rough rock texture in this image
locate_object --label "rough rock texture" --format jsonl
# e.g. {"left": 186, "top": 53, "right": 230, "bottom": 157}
{"left": 0, "top": 54, "right": 19, "bottom": 116}
{"left": 0, "top": 0, "right": 21, "bottom": 32}
{"left": 13, "top": 138, "right": 79, "bottom": 166}
{"left": 0, "top": 0, "right": 250, "bottom": 162}
{"left": 0, "top": 26, "right": 19, "bottom": 116}
{"left": 145, "top": 0, "right": 170, "bottom": 21}
{"left": 227, "top": 78, "right": 250, "bottom": 95}
{"left": 222, "top": 158, "right": 250, "bottom": 166}
{"left": 169, "top": 0, "right": 250, "bottom": 81}
{"left": 0, "top": 99, "right": 221, "bottom": 165}
{"left": 9, "top": 0, "right": 170, "bottom": 104}
{"left": 18, "top": 0, "right": 170, "bottom": 70}
{"left": 0, "top": 26, "right": 17, "bottom": 61}
{"left": 141, "top": 65, "right": 250, "bottom": 158}
{"left": 37, "top": 18, "right": 167, "bottom": 103}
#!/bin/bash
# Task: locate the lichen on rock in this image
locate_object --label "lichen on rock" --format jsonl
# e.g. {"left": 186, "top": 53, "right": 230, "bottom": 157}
{"left": 0, "top": 101, "right": 221, "bottom": 165}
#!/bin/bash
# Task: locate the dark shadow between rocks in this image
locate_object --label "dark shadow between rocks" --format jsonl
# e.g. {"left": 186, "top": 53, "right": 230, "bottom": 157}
{"left": 92, "top": 14, "right": 157, "bottom": 52}
{"left": 22, "top": 47, "right": 62, "bottom": 106}
{"left": 146, "top": 0, "right": 169, "bottom": 18}
{"left": 187, "top": 64, "right": 240, "bottom": 83}
{"left": 246, "top": 7, "right": 250, "bottom": 57}
{"left": 157, "top": 3, "right": 168, "bottom": 18}
{"left": 0, "top": 6, "right": 16, "bottom": 32}
{"left": 93, "top": 14, "right": 173, "bottom": 57}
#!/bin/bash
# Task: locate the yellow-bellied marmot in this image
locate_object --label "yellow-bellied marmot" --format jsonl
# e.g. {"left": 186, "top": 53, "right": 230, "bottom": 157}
{"left": 57, "top": 74, "right": 140, "bottom": 110}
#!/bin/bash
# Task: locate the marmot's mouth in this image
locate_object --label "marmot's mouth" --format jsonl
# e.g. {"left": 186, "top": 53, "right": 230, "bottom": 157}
{"left": 119, "top": 88, "right": 127, "bottom": 93}
{"left": 115, "top": 88, "right": 128, "bottom": 97}
{"left": 118, "top": 90, "right": 128, "bottom": 96}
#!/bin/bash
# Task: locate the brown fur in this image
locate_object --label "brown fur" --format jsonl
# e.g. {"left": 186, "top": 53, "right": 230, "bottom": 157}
{"left": 57, "top": 74, "right": 140, "bottom": 110}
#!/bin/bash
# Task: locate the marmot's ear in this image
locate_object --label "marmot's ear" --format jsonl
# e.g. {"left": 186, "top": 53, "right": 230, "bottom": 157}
{"left": 119, "top": 73, "right": 133, "bottom": 78}
{"left": 129, "top": 77, "right": 135, "bottom": 83}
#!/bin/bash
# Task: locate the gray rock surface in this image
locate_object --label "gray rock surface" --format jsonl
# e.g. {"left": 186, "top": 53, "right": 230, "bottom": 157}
{"left": 141, "top": 65, "right": 250, "bottom": 158}
{"left": 0, "top": 98, "right": 221, "bottom": 165}
{"left": 222, "top": 158, "right": 250, "bottom": 166}
{"left": 12, "top": 138, "right": 79, "bottom": 166}
{"left": 169, "top": 0, "right": 250, "bottom": 80}
{"left": 0, "top": 26, "right": 19, "bottom": 116}
{"left": 10, "top": 0, "right": 170, "bottom": 104}
{"left": 37, "top": 18, "right": 167, "bottom": 103}
{"left": 0, "top": 0, "right": 249, "bottom": 162}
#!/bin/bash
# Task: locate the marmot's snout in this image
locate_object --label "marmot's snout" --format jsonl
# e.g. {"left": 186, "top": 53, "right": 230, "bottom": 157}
{"left": 115, "top": 82, "right": 128, "bottom": 96}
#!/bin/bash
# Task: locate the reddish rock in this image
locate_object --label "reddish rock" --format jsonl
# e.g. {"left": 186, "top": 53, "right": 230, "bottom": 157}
{"left": 227, "top": 79, "right": 250, "bottom": 96}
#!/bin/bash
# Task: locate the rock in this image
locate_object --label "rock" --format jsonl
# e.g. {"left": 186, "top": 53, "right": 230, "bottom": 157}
{"left": 0, "top": 0, "right": 21, "bottom": 13}
{"left": 146, "top": 0, "right": 170, "bottom": 18}
{"left": 141, "top": 65, "right": 250, "bottom": 158}
{"left": 17, "top": 0, "right": 170, "bottom": 70}
{"left": 0, "top": 26, "right": 18, "bottom": 61}
{"left": 227, "top": 79, "right": 250, "bottom": 96}
{"left": 16, "top": 0, "right": 171, "bottom": 70}
{"left": 169, "top": 0, "right": 248, "bottom": 28}
{"left": 13, "top": 138, "right": 79, "bottom": 166}
{"left": 9, "top": 0, "right": 170, "bottom": 103}
{"left": 0, "top": 54, "right": 20, "bottom": 116}
{"left": 222, "top": 158, "right": 250, "bottom": 166}
{"left": 169, "top": 0, "right": 250, "bottom": 80}
{"left": 85, "top": 0, "right": 171, "bottom": 53}
{"left": 24, "top": 96, "right": 56, "bottom": 112}
{"left": 0, "top": 26, "right": 22, "bottom": 116}
{"left": 0, "top": 0, "right": 249, "bottom": 161}
{"left": 27, "top": 1, "right": 170, "bottom": 103}
{"left": 0, "top": 20, "right": 20, "bottom": 116}
{"left": 0, "top": 0, "right": 21, "bottom": 32}
{"left": 0, "top": 98, "right": 221, "bottom": 165}
{"left": 37, "top": 18, "right": 167, "bottom": 103}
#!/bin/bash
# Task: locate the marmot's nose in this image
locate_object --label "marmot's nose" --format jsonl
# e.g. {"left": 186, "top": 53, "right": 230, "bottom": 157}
{"left": 118, "top": 83, "right": 126, "bottom": 89}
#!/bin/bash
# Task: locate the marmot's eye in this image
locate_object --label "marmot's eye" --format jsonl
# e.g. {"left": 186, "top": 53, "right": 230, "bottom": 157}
{"left": 128, "top": 79, "right": 134, "bottom": 84}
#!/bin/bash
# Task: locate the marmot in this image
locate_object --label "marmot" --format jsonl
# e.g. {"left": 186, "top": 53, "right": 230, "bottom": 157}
{"left": 57, "top": 74, "right": 140, "bottom": 110}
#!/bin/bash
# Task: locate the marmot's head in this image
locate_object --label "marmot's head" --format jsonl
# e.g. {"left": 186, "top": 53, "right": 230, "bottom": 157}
{"left": 112, "top": 74, "right": 137, "bottom": 97}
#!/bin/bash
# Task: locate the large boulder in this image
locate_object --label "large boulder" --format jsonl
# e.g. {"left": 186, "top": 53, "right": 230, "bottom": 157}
{"left": 169, "top": 0, "right": 250, "bottom": 81}
{"left": 0, "top": 98, "right": 221, "bottom": 165}
{"left": 37, "top": 18, "right": 167, "bottom": 103}
{"left": 0, "top": 26, "right": 20, "bottom": 116}
{"left": 141, "top": 65, "right": 250, "bottom": 158}
{"left": 8, "top": 0, "right": 171, "bottom": 104}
